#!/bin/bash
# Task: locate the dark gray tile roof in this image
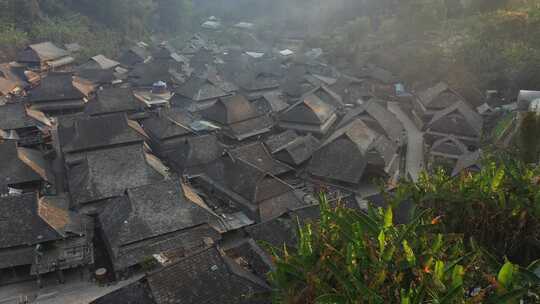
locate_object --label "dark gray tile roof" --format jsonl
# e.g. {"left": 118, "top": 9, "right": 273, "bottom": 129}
{"left": 99, "top": 180, "right": 221, "bottom": 265}
{"left": 129, "top": 62, "right": 172, "bottom": 87}
{"left": 27, "top": 73, "right": 83, "bottom": 103}
{"left": 229, "top": 142, "right": 291, "bottom": 176}
{"left": 67, "top": 143, "right": 163, "bottom": 205}
{"left": 252, "top": 92, "right": 289, "bottom": 115}
{"left": 60, "top": 114, "right": 143, "bottom": 153}
{"left": 75, "top": 69, "right": 115, "bottom": 85}
{"left": 273, "top": 134, "right": 320, "bottom": 166}
{"left": 308, "top": 119, "right": 381, "bottom": 184}
{"left": 142, "top": 109, "right": 194, "bottom": 141}
{"left": 427, "top": 101, "right": 483, "bottom": 137}
{"left": 146, "top": 246, "right": 270, "bottom": 304}
{"left": 0, "top": 102, "right": 37, "bottom": 130}
{"left": 167, "top": 134, "right": 225, "bottom": 173}
{"left": 0, "top": 141, "right": 41, "bottom": 188}
{"left": 363, "top": 100, "right": 405, "bottom": 144}
{"left": 417, "top": 82, "right": 463, "bottom": 110}
{"left": 0, "top": 193, "right": 60, "bottom": 249}
{"left": 85, "top": 87, "right": 143, "bottom": 116}
{"left": 264, "top": 130, "right": 299, "bottom": 154}
{"left": 279, "top": 93, "right": 336, "bottom": 125}
{"left": 175, "top": 77, "right": 229, "bottom": 102}
{"left": 201, "top": 95, "right": 258, "bottom": 125}
{"left": 90, "top": 280, "right": 154, "bottom": 304}
{"left": 430, "top": 136, "right": 468, "bottom": 158}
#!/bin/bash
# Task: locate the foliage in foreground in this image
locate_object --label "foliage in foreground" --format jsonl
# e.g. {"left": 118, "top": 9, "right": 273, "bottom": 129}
{"left": 269, "top": 194, "right": 540, "bottom": 303}
{"left": 401, "top": 154, "right": 540, "bottom": 265}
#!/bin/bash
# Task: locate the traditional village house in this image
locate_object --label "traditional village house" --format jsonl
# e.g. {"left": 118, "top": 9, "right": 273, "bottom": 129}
{"left": 338, "top": 99, "right": 406, "bottom": 147}
{"left": 308, "top": 85, "right": 344, "bottom": 109}
{"left": 85, "top": 87, "right": 144, "bottom": 117}
{"left": 60, "top": 114, "right": 164, "bottom": 206}
{"left": 26, "top": 73, "right": 88, "bottom": 115}
{"left": 166, "top": 134, "right": 225, "bottom": 175}
{"left": 97, "top": 180, "right": 222, "bottom": 276}
{"left": 118, "top": 46, "right": 151, "bottom": 67}
{"left": 196, "top": 148, "right": 304, "bottom": 222}
{"left": 0, "top": 193, "right": 93, "bottom": 286}
{"left": 411, "top": 82, "right": 465, "bottom": 128}
{"left": 427, "top": 135, "right": 470, "bottom": 172}
{"left": 79, "top": 54, "right": 121, "bottom": 70}
{"left": 173, "top": 77, "right": 230, "bottom": 110}
{"left": 423, "top": 100, "right": 483, "bottom": 149}
{"left": 278, "top": 92, "right": 338, "bottom": 135}
{"left": 0, "top": 141, "right": 53, "bottom": 193}
{"left": 142, "top": 108, "right": 196, "bottom": 156}
{"left": 251, "top": 91, "right": 289, "bottom": 117}
{"left": 144, "top": 246, "right": 270, "bottom": 304}
{"left": 17, "top": 42, "right": 73, "bottom": 71}
{"left": 264, "top": 130, "right": 320, "bottom": 167}
{"left": 0, "top": 102, "right": 41, "bottom": 142}
{"left": 308, "top": 119, "right": 399, "bottom": 186}
{"left": 200, "top": 94, "right": 274, "bottom": 141}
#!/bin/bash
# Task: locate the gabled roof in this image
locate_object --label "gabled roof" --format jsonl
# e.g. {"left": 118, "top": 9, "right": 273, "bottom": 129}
{"left": 273, "top": 134, "right": 320, "bottom": 166}
{"left": 67, "top": 143, "right": 163, "bottom": 205}
{"left": 279, "top": 93, "right": 336, "bottom": 125}
{"left": 168, "top": 134, "right": 225, "bottom": 172}
{"left": 90, "top": 55, "right": 120, "bottom": 69}
{"left": 129, "top": 61, "right": 172, "bottom": 87}
{"left": 264, "top": 130, "right": 299, "bottom": 153}
{"left": 75, "top": 69, "right": 115, "bottom": 85}
{"left": 99, "top": 180, "right": 220, "bottom": 260}
{"left": 38, "top": 195, "right": 88, "bottom": 237}
{"left": 175, "top": 77, "right": 229, "bottom": 102}
{"left": 0, "top": 141, "right": 42, "bottom": 188}
{"left": 27, "top": 73, "right": 84, "bottom": 103}
{"left": 202, "top": 95, "right": 258, "bottom": 125}
{"left": 363, "top": 100, "right": 405, "bottom": 144}
{"left": 85, "top": 87, "right": 143, "bottom": 116}
{"left": 0, "top": 193, "right": 60, "bottom": 249}
{"left": 0, "top": 102, "right": 37, "bottom": 130}
{"left": 310, "top": 85, "right": 344, "bottom": 108}
{"left": 428, "top": 101, "right": 483, "bottom": 136}
{"left": 118, "top": 46, "right": 150, "bottom": 66}
{"left": 0, "top": 76, "right": 19, "bottom": 95}
{"left": 417, "top": 82, "right": 463, "bottom": 110}
{"left": 430, "top": 135, "right": 468, "bottom": 158}
{"left": 229, "top": 142, "right": 291, "bottom": 176}
{"left": 146, "top": 246, "right": 270, "bottom": 304}
{"left": 60, "top": 114, "right": 142, "bottom": 153}
{"left": 308, "top": 119, "right": 379, "bottom": 184}
{"left": 17, "top": 42, "right": 69, "bottom": 63}
{"left": 252, "top": 91, "right": 289, "bottom": 115}
{"left": 143, "top": 109, "right": 194, "bottom": 141}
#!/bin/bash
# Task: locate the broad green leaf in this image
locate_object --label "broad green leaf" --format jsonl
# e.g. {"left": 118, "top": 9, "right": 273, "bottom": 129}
{"left": 439, "top": 284, "right": 464, "bottom": 304}
{"left": 491, "top": 167, "right": 505, "bottom": 192}
{"left": 435, "top": 260, "right": 445, "bottom": 282}
{"left": 402, "top": 240, "right": 416, "bottom": 266}
{"left": 378, "top": 230, "right": 386, "bottom": 252}
{"left": 384, "top": 207, "right": 393, "bottom": 228}
{"left": 451, "top": 265, "right": 464, "bottom": 288}
{"left": 498, "top": 261, "right": 516, "bottom": 289}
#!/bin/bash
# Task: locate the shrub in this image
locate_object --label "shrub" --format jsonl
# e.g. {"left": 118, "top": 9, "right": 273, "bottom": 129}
{"left": 402, "top": 154, "right": 540, "bottom": 265}
{"left": 269, "top": 194, "right": 540, "bottom": 303}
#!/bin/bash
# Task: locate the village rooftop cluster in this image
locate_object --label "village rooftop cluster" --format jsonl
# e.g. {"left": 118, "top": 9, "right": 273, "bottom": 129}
{"left": 0, "top": 16, "right": 535, "bottom": 304}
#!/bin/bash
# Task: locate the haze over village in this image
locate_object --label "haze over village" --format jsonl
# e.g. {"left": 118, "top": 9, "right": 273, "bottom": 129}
{"left": 0, "top": 1, "right": 539, "bottom": 303}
